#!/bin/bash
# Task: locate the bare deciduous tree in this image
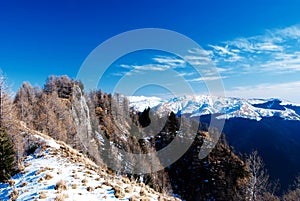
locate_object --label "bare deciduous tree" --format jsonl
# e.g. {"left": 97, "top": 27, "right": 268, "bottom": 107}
{"left": 245, "top": 151, "right": 277, "bottom": 201}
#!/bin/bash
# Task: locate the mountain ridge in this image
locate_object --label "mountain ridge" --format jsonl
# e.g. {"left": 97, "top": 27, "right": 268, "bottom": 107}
{"left": 128, "top": 95, "right": 300, "bottom": 121}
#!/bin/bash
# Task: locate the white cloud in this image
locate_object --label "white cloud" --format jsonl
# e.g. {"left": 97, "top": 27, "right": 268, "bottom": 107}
{"left": 209, "top": 24, "right": 300, "bottom": 74}
{"left": 152, "top": 56, "right": 186, "bottom": 67}
{"left": 188, "top": 76, "right": 227, "bottom": 82}
{"left": 209, "top": 45, "right": 235, "bottom": 56}
{"left": 133, "top": 64, "right": 170, "bottom": 71}
{"left": 226, "top": 81, "right": 300, "bottom": 103}
{"left": 177, "top": 72, "right": 196, "bottom": 77}
{"left": 187, "top": 48, "right": 213, "bottom": 56}
{"left": 276, "top": 25, "right": 300, "bottom": 39}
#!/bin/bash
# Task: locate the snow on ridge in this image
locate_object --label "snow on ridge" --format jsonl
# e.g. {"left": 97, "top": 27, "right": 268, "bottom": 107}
{"left": 0, "top": 132, "right": 180, "bottom": 201}
{"left": 128, "top": 95, "right": 300, "bottom": 121}
{"left": 128, "top": 96, "right": 164, "bottom": 111}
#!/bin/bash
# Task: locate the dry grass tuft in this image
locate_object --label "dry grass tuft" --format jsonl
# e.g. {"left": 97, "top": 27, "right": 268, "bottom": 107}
{"left": 140, "top": 188, "right": 147, "bottom": 196}
{"left": 125, "top": 186, "right": 133, "bottom": 194}
{"left": 55, "top": 180, "right": 68, "bottom": 192}
{"left": 54, "top": 193, "right": 69, "bottom": 201}
{"left": 71, "top": 183, "right": 78, "bottom": 189}
{"left": 18, "top": 164, "right": 25, "bottom": 172}
{"left": 7, "top": 180, "right": 15, "bottom": 186}
{"left": 45, "top": 173, "right": 53, "bottom": 180}
{"left": 113, "top": 185, "right": 126, "bottom": 199}
{"left": 39, "top": 191, "right": 47, "bottom": 199}
{"left": 36, "top": 169, "right": 45, "bottom": 175}
{"left": 122, "top": 177, "right": 131, "bottom": 184}
{"left": 82, "top": 178, "right": 88, "bottom": 186}
{"left": 85, "top": 170, "right": 92, "bottom": 175}
{"left": 103, "top": 180, "right": 112, "bottom": 187}
{"left": 21, "top": 182, "right": 28, "bottom": 187}
{"left": 129, "top": 195, "right": 140, "bottom": 201}
{"left": 140, "top": 197, "right": 152, "bottom": 201}
{"left": 72, "top": 174, "right": 79, "bottom": 179}
{"left": 87, "top": 186, "right": 94, "bottom": 192}
{"left": 54, "top": 195, "right": 64, "bottom": 201}
{"left": 9, "top": 188, "right": 19, "bottom": 201}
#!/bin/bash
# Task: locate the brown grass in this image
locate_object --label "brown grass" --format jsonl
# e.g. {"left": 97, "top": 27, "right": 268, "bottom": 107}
{"left": 122, "top": 177, "right": 131, "bottom": 184}
{"left": 85, "top": 170, "right": 92, "bottom": 175}
{"left": 140, "top": 188, "right": 147, "bottom": 196}
{"left": 10, "top": 188, "right": 19, "bottom": 201}
{"left": 21, "top": 182, "right": 28, "bottom": 187}
{"left": 18, "top": 164, "right": 25, "bottom": 172}
{"left": 72, "top": 174, "right": 79, "bottom": 179}
{"left": 45, "top": 173, "right": 53, "bottom": 180}
{"left": 87, "top": 186, "right": 94, "bottom": 192}
{"left": 125, "top": 186, "right": 133, "bottom": 194}
{"left": 54, "top": 194, "right": 65, "bottom": 201}
{"left": 39, "top": 191, "right": 47, "bottom": 199}
{"left": 35, "top": 169, "right": 45, "bottom": 175}
{"left": 82, "top": 178, "right": 88, "bottom": 186}
{"left": 129, "top": 195, "right": 140, "bottom": 201}
{"left": 103, "top": 180, "right": 112, "bottom": 187}
{"left": 7, "top": 180, "right": 15, "bottom": 186}
{"left": 71, "top": 183, "right": 78, "bottom": 189}
{"left": 140, "top": 197, "right": 152, "bottom": 201}
{"left": 55, "top": 180, "right": 68, "bottom": 192}
{"left": 113, "top": 185, "right": 125, "bottom": 199}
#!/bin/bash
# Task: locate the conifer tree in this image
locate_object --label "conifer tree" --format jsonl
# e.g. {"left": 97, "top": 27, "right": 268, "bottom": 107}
{"left": 0, "top": 128, "right": 15, "bottom": 182}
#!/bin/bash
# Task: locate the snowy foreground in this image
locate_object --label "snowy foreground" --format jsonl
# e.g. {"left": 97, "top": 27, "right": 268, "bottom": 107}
{"left": 0, "top": 131, "right": 180, "bottom": 201}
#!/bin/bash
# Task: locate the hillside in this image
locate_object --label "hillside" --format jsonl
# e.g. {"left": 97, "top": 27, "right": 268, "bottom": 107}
{"left": 0, "top": 128, "right": 180, "bottom": 201}
{"left": 1, "top": 75, "right": 299, "bottom": 200}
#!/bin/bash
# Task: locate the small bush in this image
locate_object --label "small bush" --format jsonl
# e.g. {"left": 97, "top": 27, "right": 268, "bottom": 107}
{"left": 71, "top": 183, "right": 77, "bottom": 189}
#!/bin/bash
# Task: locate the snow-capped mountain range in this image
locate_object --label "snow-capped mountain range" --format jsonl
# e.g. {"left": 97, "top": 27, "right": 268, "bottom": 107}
{"left": 128, "top": 95, "right": 300, "bottom": 121}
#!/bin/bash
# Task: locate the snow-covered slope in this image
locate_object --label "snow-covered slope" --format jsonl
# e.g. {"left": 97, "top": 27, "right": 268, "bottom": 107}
{"left": 0, "top": 131, "right": 180, "bottom": 201}
{"left": 128, "top": 95, "right": 300, "bottom": 121}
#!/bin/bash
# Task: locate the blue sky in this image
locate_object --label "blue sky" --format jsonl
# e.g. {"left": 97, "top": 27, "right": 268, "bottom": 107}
{"left": 1, "top": 0, "right": 300, "bottom": 102}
